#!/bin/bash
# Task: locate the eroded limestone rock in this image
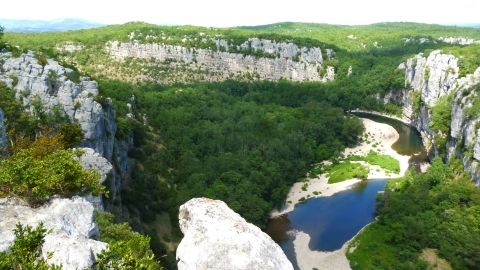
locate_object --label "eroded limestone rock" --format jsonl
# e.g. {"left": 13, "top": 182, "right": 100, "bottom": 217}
{"left": 176, "top": 198, "right": 293, "bottom": 270}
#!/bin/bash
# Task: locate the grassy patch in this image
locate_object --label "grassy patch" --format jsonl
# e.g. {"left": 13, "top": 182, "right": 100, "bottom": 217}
{"left": 326, "top": 162, "right": 369, "bottom": 183}
{"left": 346, "top": 150, "right": 400, "bottom": 173}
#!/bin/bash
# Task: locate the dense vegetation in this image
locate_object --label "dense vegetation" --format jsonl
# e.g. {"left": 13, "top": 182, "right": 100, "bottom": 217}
{"left": 99, "top": 80, "right": 364, "bottom": 225}
{"left": 2, "top": 21, "right": 480, "bottom": 269}
{"left": 96, "top": 212, "right": 163, "bottom": 270}
{"left": 0, "top": 79, "right": 162, "bottom": 268}
{"left": 429, "top": 93, "right": 454, "bottom": 156}
{"left": 348, "top": 158, "right": 480, "bottom": 270}
{"left": 0, "top": 223, "right": 61, "bottom": 270}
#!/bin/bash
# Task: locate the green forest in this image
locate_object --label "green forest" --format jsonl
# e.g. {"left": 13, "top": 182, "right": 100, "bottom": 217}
{"left": 348, "top": 159, "right": 480, "bottom": 270}
{"left": 1, "top": 21, "right": 480, "bottom": 269}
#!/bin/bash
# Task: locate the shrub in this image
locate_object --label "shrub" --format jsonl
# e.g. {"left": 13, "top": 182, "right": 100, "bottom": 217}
{"left": 0, "top": 223, "right": 61, "bottom": 270}
{"left": 0, "top": 138, "right": 104, "bottom": 204}
{"left": 36, "top": 54, "right": 48, "bottom": 66}
{"left": 58, "top": 123, "right": 84, "bottom": 148}
{"left": 95, "top": 212, "right": 163, "bottom": 270}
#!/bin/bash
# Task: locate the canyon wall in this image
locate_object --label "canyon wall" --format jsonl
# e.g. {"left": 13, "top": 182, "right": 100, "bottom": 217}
{"left": 0, "top": 52, "right": 130, "bottom": 268}
{"left": 106, "top": 38, "right": 335, "bottom": 82}
{"left": 387, "top": 50, "right": 480, "bottom": 184}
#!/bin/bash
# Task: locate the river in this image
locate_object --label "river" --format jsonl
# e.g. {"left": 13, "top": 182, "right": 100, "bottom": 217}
{"left": 266, "top": 113, "right": 426, "bottom": 270}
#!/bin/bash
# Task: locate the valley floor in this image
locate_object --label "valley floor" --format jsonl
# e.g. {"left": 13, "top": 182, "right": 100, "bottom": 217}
{"left": 272, "top": 117, "right": 412, "bottom": 270}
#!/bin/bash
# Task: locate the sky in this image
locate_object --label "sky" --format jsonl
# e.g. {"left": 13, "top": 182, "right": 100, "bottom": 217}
{"left": 1, "top": 0, "right": 479, "bottom": 27}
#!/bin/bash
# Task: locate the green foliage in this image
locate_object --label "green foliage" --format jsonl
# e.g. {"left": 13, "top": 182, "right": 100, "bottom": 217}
{"left": 98, "top": 79, "right": 363, "bottom": 229}
{"left": 0, "top": 82, "right": 38, "bottom": 139}
{"left": 429, "top": 93, "right": 453, "bottom": 154}
{"left": 58, "top": 123, "right": 84, "bottom": 148}
{"left": 0, "top": 223, "right": 61, "bottom": 270}
{"left": 411, "top": 91, "right": 422, "bottom": 116}
{"left": 348, "top": 158, "right": 480, "bottom": 270}
{"left": 346, "top": 150, "right": 400, "bottom": 173}
{"left": 0, "top": 135, "right": 104, "bottom": 204}
{"left": 464, "top": 84, "right": 480, "bottom": 120}
{"left": 326, "top": 162, "right": 369, "bottom": 183}
{"left": 96, "top": 212, "right": 163, "bottom": 270}
{"left": 424, "top": 66, "right": 430, "bottom": 81}
{"left": 382, "top": 102, "right": 403, "bottom": 117}
{"left": 444, "top": 45, "right": 480, "bottom": 77}
{"left": 36, "top": 53, "right": 48, "bottom": 66}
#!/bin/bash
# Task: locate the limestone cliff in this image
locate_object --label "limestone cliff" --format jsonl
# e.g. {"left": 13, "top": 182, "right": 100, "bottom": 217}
{"left": 106, "top": 38, "right": 335, "bottom": 83}
{"left": 0, "top": 52, "right": 129, "bottom": 268}
{"left": 177, "top": 198, "right": 293, "bottom": 270}
{"left": 387, "top": 50, "right": 480, "bottom": 184}
{"left": 0, "top": 51, "right": 129, "bottom": 204}
{"left": 0, "top": 51, "right": 116, "bottom": 160}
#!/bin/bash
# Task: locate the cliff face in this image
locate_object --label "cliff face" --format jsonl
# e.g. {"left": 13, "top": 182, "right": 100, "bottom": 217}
{"left": 388, "top": 50, "right": 480, "bottom": 184}
{"left": 177, "top": 198, "right": 293, "bottom": 270}
{"left": 106, "top": 38, "right": 335, "bottom": 82}
{"left": 0, "top": 52, "right": 128, "bottom": 268}
{"left": 0, "top": 51, "right": 130, "bottom": 203}
{"left": 0, "top": 51, "right": 116, "bottom": 159}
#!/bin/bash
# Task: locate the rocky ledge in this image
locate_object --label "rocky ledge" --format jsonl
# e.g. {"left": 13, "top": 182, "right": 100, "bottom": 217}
{"left": 176, "top": 198, "right": 293, "bottom": 270}
{"left": 0, "top": 148, "right": 112, "bottom": 269}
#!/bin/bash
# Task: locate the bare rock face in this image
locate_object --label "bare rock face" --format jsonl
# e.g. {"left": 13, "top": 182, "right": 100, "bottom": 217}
{"left": 0, "top": 51, "right": 116, "bottom": 161}
{"left": 176, "top": 198, "right": 293, "bottom": 270}
{"left": 391, "top": 50, "right": 480, "bottom": 184}
{"left": 0, "top": 51, "right": 127, "bottom": 203}
{"left": 107, "top": 39, "right": 335, "bottom": 82}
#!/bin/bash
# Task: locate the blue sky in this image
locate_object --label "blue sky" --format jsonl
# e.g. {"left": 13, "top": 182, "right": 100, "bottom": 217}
{"left": 1, "top": 0, "right": 479, "bottom": 27}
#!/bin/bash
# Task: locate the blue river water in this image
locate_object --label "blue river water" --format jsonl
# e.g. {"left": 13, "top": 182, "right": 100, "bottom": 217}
{"left": 265, "top": 113, "right": 426, "bottom": 267}
{"left": 287, "top": 179, "right": 387, "bottom": 251}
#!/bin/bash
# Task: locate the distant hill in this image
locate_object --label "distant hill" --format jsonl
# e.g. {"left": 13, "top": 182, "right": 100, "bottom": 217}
{"left": 0, "top": 18, "right": 103, "bottom": 32}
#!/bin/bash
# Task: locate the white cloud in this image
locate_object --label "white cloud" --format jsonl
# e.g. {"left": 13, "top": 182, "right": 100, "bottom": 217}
{"left": 0, "top": 0, "right": 479, "bottom": 26}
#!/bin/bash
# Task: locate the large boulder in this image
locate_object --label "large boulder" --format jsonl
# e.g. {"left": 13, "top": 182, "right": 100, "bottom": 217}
{"left": 0, "top": 196, "right": 107, "bottom": 269}
{"left": 176, "top": 198, "right": 293, "bottom": 270}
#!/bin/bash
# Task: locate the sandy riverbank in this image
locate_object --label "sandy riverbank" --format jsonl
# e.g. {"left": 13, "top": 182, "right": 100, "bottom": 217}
{"left": 271, "top": 118, "right": 410, "bottom": 217}
{"left": 272, "top": 117, "right": 412, "bottom": 270}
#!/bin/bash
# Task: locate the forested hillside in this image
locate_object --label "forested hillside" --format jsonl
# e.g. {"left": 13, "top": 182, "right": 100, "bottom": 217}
{"left": 1, "top": 21, "right": 480, "bottom": 269}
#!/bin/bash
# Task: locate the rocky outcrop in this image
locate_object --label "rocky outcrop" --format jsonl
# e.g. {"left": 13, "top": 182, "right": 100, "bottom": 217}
{"left": 107, "top": 39, "right": 335, "bottom": 82}
{"left": 0, "top": 196, "right": 106, "bottom": 269}
{"left": 0, "top": 51, "right": 116, "bottom": 161}
{"left": 0, "top": 51, "right": 129, "bottom": 204}
{"left": 0, "top": 147, "right": 112, "bottom": 269}
{"left": 439, "top": 37, "right": 480, "bottom": 45}
{"left": 389, "top": 50, "right": 480, "bottom": 184}
{"left": 176, "top": 198, "right": 293, "bottom": 270}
